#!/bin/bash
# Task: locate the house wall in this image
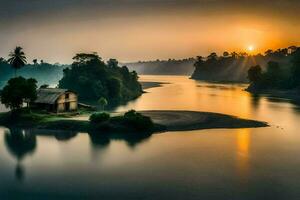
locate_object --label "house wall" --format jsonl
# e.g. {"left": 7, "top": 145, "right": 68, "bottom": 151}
{"left": 56, "top": 92, "right": 78, "bottom": 112}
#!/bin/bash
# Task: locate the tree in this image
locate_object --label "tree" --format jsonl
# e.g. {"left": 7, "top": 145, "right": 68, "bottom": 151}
{"left": 207, "top": 52, "right": 218, "bottom": 61}
{"left": 265, "top": 49, "right": 273, "bottom": 56}
{"left": 230, "top": 52, "right": 238, "bottom": 58}
{"left": 0, "top": 57, "right": 6, "bottom": 63}
{"left": 98, "top": 97, "right": 108, "bottom": 110}
{"left": 107, "top": 59, "right": 118, "bottom": 68}
{"left": 264, "top": 61, "right": 283, "bottom": 88}
{"left": 291, "top": 49, "right": 300, "bottom": 86}
{"left": 7, "top": 47, "right": 27, "bottom": 77}
{"left": 248, "top": 65, "right": 262, "bottom": 83}
{"left": 0, "top": 77, "right": 37, "bottom": 110}
{"left": 33, "top": 59, "right": 38, "bottom": 65}
{"left": 72, "top": 53, "right": 101, "bottom": 64}
{"left": 59, "top": 52, "right": 142, "bottom": 102}
{"left": 223, "top": 52, "right": 230, "bottom": 58}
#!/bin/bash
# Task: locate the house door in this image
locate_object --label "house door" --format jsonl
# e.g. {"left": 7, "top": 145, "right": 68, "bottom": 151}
{"left": 65, "top": 102, "right": 70, "bottom": 111}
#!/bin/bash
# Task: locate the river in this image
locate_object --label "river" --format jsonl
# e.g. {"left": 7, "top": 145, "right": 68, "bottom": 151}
{"left": 1, "top": 75, "right": 300, "bottom": 199}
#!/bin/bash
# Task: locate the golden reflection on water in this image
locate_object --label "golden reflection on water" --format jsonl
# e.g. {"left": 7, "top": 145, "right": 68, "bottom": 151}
{"left": 236, "top": 128, "right": 250, "bottom": 183}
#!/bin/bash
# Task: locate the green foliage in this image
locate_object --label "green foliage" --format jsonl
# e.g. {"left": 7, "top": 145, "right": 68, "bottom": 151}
{"left": 89, "top": 112, "right": 110, "bottom": 124}
{"left": 58, "top": 52, "right": 142, "bottom": 104}
{"left": 0, "top": 77, "right": 37, "bottom": 110}
{"left": 7, "top": 47, "right": 27, "bottom": 76}
{"left": 123, "top": 110, "right": 154, "bottom": 132}
{"left": 98, "top": 97, "right": 108, "bottom": 110}
{"left": 107, "top": 59, "right": 118, "bottom": 68}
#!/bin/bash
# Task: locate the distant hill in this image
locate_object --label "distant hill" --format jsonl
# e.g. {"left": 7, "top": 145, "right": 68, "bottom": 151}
{"left": 125, "top": 58, "right": 195, "bottom": 75}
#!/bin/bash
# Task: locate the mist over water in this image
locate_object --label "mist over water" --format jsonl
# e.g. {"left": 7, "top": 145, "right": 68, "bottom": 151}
{"left": 1, "top": 75, "right": 300, "bottom": 199}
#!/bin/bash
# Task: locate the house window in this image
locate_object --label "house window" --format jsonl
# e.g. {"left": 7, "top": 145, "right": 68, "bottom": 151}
{"left": 65, "top": 93, "right": 69, "bottom": 99}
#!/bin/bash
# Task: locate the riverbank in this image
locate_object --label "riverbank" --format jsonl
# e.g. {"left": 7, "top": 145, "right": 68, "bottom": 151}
{"left": 246, "top": 88, "right": 300, "bottom": 103}
{"left": 140, "top": 81, "right": 167, "bottom": 90}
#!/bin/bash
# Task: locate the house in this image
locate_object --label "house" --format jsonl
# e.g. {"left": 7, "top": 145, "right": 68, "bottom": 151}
{"left": 33, "top": 88, "right": 78, "bottom": 113}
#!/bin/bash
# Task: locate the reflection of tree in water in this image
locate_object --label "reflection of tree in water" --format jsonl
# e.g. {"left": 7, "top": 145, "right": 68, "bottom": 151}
{"left": 54, "top": 131, "right": 77, "bottom": 141}
{"left": 89, "top": 132, "right": 152, "bottom": 149}
{"left": 4, "top": 128, "right": 37, "bottom": 182}
{"left": 250, "top": 94, "right": 261, "bottom": 109}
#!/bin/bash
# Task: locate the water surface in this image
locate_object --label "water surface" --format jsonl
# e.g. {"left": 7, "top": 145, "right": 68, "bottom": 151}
{"left": 1, "top": 75, "right": 300, "bottom": 199}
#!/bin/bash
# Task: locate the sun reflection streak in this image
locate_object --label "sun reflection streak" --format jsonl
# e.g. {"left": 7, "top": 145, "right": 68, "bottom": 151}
{"left": 236, "top": 129, "right": 250, "bottom": 183}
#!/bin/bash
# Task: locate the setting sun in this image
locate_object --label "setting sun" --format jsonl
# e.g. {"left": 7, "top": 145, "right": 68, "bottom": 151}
{"left": 247, "top": 45, "right": 254, "bottom": 52}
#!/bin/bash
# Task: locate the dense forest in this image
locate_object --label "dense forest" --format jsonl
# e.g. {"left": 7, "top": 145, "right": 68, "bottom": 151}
{"left": 59, "top": 53, "right": 142, "bottom": 104}
{"left": 191, "top": 46, "right": 297, "bottom": 82}
{"left": 247, "top": 47, "right": 300, "bottom": 92}
{"left": 125, "top": 58, "right": 195, "bottom": 75}
{"left": 0, "top": 58, "right": 66, "bottom": 88}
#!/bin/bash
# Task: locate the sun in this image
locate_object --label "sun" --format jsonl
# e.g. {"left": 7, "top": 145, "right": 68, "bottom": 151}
{"left": 247, "top": 45, "right": 254, "bottom": 52}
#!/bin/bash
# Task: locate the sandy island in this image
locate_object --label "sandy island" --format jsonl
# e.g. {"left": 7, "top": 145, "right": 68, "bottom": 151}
{"left": 69, "top": 110, "right": 268, "bottom": 132}
{"left": 137, "top": 110, "right": 268, "bottom": 131}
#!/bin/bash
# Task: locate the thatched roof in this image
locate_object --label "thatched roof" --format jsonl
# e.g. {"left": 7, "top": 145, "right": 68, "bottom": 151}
{"left": 35, "top": 88, "right": 69, "bottom": 104}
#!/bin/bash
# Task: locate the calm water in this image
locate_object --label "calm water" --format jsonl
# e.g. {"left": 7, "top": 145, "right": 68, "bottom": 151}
{"left": 1, "top": 75, "right": 300, "bottom": 199}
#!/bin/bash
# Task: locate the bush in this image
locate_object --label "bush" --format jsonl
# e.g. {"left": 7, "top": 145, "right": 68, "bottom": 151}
{"left": 89, "top": 112, "right": 110, "bottom": 124}
{"left": 123, "top": 110, "right": 154, "bottom": 131}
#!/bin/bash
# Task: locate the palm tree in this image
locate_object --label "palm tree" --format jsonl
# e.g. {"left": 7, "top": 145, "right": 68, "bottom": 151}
{"left": 8, "top": 47, "right": 27, "bottom": 77}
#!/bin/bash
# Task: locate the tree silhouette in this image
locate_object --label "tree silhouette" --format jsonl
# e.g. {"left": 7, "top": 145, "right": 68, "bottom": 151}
{"left": 33, "top": 59, "right": 38, "bottom": 65}
{"left": 7, "top": 47, "right": 27, "bottom": 77}
{"left": 248, "top": 65, "right": 262, "bottom": 83}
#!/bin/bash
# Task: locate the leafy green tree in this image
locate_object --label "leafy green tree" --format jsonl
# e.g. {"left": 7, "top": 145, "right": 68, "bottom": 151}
{"left": 98, "top": 97, "right": 108, "bottom": 110}
{"left": 7, "top": 47, "right": 27, "bottom": 77}
{"left": 59, "top": 52, "right": 142, "bottom": 103}
{"left": 1, "top": 77, "right": 37, "bottom": 110}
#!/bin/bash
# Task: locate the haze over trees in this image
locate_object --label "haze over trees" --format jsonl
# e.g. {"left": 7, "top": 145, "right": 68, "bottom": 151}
{"left": 0, "top": 58, "right": 67, "bottom": 88}
{"left": 191, "top": 47, "right": 296, "bottom": 82}
{"left": 125, "top": 58, "right": 195, "bottom": 75}
{"left": 247, "top": 48, "right": 300, "bottom": 92}
{"left": 59, "top": 53, "right": 142, "bottom": 104}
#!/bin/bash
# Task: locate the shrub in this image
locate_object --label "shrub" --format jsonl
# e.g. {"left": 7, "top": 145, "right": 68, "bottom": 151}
{"left": 89, "top": 112, "right": 110, "bottom": 124}
{"left": 123, "top": 110, "right": 154, "bottom": 131}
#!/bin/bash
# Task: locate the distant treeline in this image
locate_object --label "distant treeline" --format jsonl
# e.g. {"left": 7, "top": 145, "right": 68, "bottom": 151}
{"left": 125, "top": 58, "right": 195, "bottom": 75}
{"left": 0, "top": 58, "right": 67, "bottom": 88}
{"left": 191, "top": 46, "right": 298, "bottom": 82}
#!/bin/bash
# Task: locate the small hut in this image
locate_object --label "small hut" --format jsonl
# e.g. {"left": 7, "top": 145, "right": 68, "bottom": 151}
{"left": 33, "top": 88, "right": 78, "bottom": 113}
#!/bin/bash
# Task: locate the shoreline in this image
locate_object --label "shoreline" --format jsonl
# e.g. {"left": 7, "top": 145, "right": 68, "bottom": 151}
{"left": 0, "top": 110, "right": 268, "bottom": 134}
{"left": 140, "top": 81, "right": 168, "bottom": 90}
{"left": 246, "top": 88, "right": 300, "bottom": 103}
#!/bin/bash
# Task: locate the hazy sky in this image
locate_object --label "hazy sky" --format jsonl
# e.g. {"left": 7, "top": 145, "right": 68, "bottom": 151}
{"left": 0, "top": 0, "right": 299, "bottom": 63}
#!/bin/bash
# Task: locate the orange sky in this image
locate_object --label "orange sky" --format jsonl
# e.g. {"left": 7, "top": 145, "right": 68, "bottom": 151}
{"left": 0, "top": 0, "right": 299, "bottom": 63}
